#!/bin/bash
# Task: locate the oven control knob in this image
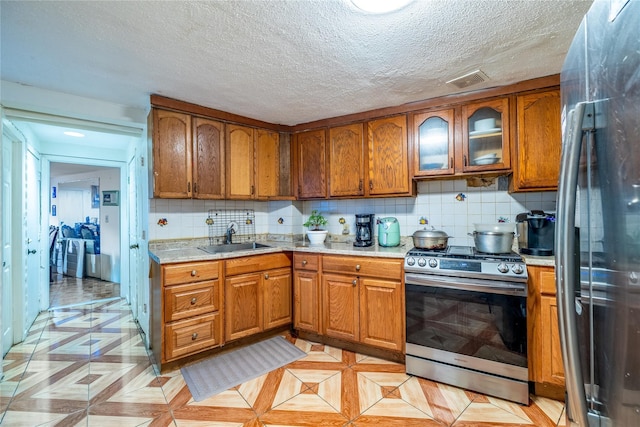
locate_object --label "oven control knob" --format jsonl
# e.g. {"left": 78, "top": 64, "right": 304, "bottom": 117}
{"left": 406, "top": 257, "right": 415, "bottom": 266}
{"left": 497, "top": 263, "right": 509, "bottom": 273}
{"left": 418, "top": 258, "right": 427, "bottom": 267}
{"left": 428, "top": 258, "right": 438, "bottom": 268}
{"left": 512, "top": 264, "right": 525, "bottom": 274}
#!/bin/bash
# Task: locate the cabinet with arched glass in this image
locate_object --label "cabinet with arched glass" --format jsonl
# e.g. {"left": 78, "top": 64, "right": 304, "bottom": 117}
{"left": 413, "top": 108, "right": 455, "bottom": 177}
{"left": 461, "top": 97, "right": 511, "bottom": 173}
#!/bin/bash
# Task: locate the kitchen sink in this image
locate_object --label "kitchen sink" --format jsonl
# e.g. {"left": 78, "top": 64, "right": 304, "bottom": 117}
{"left": 198, "top": 242, "right": 271, "bottom": 254}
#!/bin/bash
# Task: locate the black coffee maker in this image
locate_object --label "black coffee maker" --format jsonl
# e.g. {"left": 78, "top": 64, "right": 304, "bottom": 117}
{"left": 516, "top": 210, "right": 556, "bottom": 256}
{"left": 354, "top": 214, "right": 375, "bottom": 247}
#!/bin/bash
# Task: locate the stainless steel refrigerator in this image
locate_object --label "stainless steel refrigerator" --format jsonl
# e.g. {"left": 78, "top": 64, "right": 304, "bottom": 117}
{"left": 557, "top": 0, "right": 640, "bottom": 426}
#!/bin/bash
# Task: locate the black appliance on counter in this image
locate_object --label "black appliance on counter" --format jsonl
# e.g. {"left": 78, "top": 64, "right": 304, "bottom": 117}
{"left": 354, "top": 214, "right": 374, "bottom": 247}
{"left": 516, "top": 210, "right": 556, "bottom": 256}
{"left": 404, "top": 245, "right": 529, "bottom": 404}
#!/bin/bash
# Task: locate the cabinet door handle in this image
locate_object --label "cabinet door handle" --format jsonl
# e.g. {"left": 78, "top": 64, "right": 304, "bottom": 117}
{"left": 27, "top": 249, "right": 37, "bottom": 255}
{"left": 188, "top": 182, "right": 191, "bottom": 193}
{"left": 355, "top": 264, "right": 361, "bottom": 271}
{"left": 450, "top": 157, "right": 454, "bottom": 168}
{"left": 190, "top": 297, "right": 197, "bottom": 305}
{"left": 369, "top": 179, "right": 373, "bottom": 190}
{"left": 352, "top": 279, "right": 357, "bottom": 286}
{"left": 191, "top": 333, "right": 198, "bottom": 340}
{"left": 302, "top": 260, "right": 307, "bottom": 266}
{"left": 191, "top": 270, "right": 197, "bottom": 276}
{"left": 463, "top": 155, "right": 468, "bottom": 166}
{"left": 193, "top": 182, "right": 197, "bottom": 193}
{"left": 251, "top": 185, "right": 255, "bottom": 195}
{"left": 264, "top": 273, "right": 269, "bottom": 280}
{"left": 359, "top": 179, "right": 363, "bottom": 191}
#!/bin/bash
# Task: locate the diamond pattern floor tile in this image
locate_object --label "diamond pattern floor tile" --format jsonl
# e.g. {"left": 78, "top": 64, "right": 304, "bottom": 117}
{"left": 1, "top": 300, "right": 567, "bottom": 427}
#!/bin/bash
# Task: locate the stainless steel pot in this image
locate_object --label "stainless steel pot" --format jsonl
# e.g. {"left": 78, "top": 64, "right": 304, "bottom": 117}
{"left": 412, "top": 227, "right": 450, "bottom": 249}
{"left": 469, "top": 231, "right": 514, "bottom": 254}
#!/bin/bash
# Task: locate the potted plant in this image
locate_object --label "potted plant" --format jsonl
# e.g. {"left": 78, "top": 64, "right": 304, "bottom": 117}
{"left": 303, "top": 210, "right": 328, "bottom": 244}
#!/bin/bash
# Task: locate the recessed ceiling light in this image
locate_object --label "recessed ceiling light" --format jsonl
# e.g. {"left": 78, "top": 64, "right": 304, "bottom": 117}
{"left": 351, "top": 0, "right": 414, "bottom": 13}
{"left": 64, "top": 131, "right": 85, "bottom": 137}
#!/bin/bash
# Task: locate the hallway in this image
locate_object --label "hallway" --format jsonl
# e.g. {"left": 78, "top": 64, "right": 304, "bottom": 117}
{"left": 49, "top": 272, "right": 120, "bottom": 308}
{"left": 0, "top": 299, "right": 567, "bottom": 426}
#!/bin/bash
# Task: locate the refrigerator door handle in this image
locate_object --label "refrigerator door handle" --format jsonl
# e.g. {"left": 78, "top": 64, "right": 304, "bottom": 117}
{"left": 556, "top": 101, "right": 593, "bottom": 427}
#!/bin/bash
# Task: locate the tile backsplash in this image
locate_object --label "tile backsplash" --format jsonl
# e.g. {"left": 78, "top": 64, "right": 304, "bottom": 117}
{"left": 149, "top": 178, "right": 556, "bottom": 246}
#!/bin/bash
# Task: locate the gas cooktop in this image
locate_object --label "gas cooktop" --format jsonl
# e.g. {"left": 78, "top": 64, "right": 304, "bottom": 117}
{"left": 405, "top": 245, "right": 527, "bottom": 281}
{"left": 406, "top": 245, "right": 524, "bottom": 262}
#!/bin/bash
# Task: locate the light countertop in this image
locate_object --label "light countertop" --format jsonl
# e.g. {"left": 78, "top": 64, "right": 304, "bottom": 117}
{"left": 149, "top": 239, "right": 409, "bottom": 264}
{"left": 149, "top": 238, "right": 556, "bottom": 267}
{"left": 520, "top": 254, "right": 555, "bottom": 267}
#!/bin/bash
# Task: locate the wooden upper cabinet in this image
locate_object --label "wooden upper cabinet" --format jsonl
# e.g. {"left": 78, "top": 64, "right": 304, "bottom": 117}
{"left": 367, "top": 116, "right": 412, "bottom": 196}
{"left": 295, "top": 129, "right": 327, "bottom": 199}
{"left": 226, "top": 124, "right": 255, "bottom": 199}
{"left": 413, "top": 109, "right": 456, "bottom": 177}
{"left": 193, "top": 117, "right": 225, "bottom": 199}
{"left": 461, "top": 97, "right": 511, "bottom": 173}
{"left": 512, "top": 89, "right": 561, "bottom": 192}
{"left": 255, "top": 129, "right": 280, "bottom": 199}
{"left": 152, "top": 109, "right": 193, "bottom": 198}
{"left": 151, "top": 109, "right": 225, "bottom": 199}
{"left": 329, "top": 123, "right": 365, "bottom": 197}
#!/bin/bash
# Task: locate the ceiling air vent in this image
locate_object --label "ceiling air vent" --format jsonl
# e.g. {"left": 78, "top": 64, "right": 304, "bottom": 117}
{"left": 446, "top": 70, "right": 489, "bottom": 89}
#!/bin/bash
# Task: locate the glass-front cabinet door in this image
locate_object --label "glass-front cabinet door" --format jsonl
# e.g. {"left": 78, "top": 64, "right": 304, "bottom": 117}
{"left": 461, "top": 98, "right": 510, "bottom": 172}
{"left": 413, "top": 109, "right": 455, "bottom": 177}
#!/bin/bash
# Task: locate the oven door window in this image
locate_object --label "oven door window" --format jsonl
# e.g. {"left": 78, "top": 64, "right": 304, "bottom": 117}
{"left": 406, "top": 283, "right": 527, "bottom": 368}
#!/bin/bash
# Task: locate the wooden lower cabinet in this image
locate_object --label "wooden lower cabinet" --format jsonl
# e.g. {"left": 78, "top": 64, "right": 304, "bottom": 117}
{"left": 293, "top": 254, "right": 320, "bottom": 333}
{"left": 540, "top": 295, "right": 565, "bottom": 386}
{"left": 359, "top": 277, "right": 403, "bottom": 351}
{"left": 225, "top": 272, "right": 262, "bottom": 341}
{"left": 528, "top": 265, "right": 565, "bottom": 399}
{"left": 264, "top": 267, "right": 293, "bottom": 330}
{"left": 322, "top": 273, "right": 360, "bottom": 342}
{"left": 315, "top": 255, "right": 404, "bottom": 352}
{"left": 151, "top": 259, "right": 223, "bottom": 370}
{"left": 225, "top": 253, "right": 292, "bottom": 342}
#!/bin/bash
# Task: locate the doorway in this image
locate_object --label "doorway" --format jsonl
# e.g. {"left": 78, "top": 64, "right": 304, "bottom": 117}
{"left": 49, "top": 163, "right": 121, "bottom": 307}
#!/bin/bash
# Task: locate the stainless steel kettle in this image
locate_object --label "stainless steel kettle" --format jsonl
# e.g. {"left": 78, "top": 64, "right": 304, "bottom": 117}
{"left": 377, "top": 217, "right": 400, "bottom": 247}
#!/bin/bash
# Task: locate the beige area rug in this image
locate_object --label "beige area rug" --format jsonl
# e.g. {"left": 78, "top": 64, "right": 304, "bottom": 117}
{"left": 180, "top": 336, "right": 306, "bottom": 401}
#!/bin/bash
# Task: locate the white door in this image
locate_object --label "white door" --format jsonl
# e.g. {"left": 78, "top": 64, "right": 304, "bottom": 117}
{"left": 1, "top": 131, "right": 13, "bottom": 357}
{"left": 128, "top": 156, "right": 139, "bottom": 319}
{"left": 128, "top": 155, "right": 149, "bottom": 342}
{"left": 24, "top": 149, "right": 41, "bottom": 335}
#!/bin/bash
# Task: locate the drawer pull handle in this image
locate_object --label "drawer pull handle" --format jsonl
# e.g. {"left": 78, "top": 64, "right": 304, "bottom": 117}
{"left": 190, "top": 297, "right": 197, "bottom": 305}
{"left": 192, "top": 333, "right": 198, "bottom": 340}
{"left": 302, "top": 260, "right": 307, "bottom": 266}
{"left": 355, "top": 264, "right": 361, "bottom": 271}
{"left": 352, "top": 279, "right": 357, "bottom": 286}
{"left": 264, "top": 273, "right": 269, "bottom": 280}
{"left": 191, "top": 270, "right": 197, "bottom": 277}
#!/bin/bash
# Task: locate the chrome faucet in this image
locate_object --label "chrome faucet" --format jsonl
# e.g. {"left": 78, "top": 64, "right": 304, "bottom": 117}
{"left": 224, "top": 223, "right": 236, "bottom": 244}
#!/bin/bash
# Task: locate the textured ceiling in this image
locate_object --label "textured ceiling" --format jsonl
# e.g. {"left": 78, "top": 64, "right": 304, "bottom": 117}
{"left": 1, "top": 0, "right": 592, "bottom": 126}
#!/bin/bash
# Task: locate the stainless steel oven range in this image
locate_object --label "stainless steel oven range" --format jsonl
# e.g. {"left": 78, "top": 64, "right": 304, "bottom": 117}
{"left": 404, "top": 245, "right": 529, "bottom": 404}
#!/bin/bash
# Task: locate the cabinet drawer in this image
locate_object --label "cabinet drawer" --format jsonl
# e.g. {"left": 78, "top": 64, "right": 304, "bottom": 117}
{"left": 163, "top": 261, "right": 220, "bottom": 286}
{"left": 294, "top": 253, "right": 319, "bottom": 271}
{"left": 165, "top": 312, "right": 221, "bottom": 361}
{"left": 323, "top": 255, "right": 402, "bottom": 280}
{"left": 540, "top": 268, "right": 557, "bottom": 295}
{"left": 225, "top": 252, "right": 291, "bottom": 277}
{"left": 164, "top": 280, "right": 220, "bottom": 322}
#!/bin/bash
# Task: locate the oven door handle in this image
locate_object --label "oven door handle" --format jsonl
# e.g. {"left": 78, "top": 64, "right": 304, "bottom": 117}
{"left": 405, "top": 273, "right": 526, "bottom": 296}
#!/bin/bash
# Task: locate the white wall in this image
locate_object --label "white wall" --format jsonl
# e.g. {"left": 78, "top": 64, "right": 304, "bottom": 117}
{"left": 149, "top": 177, "right": 556, "bottom": 247}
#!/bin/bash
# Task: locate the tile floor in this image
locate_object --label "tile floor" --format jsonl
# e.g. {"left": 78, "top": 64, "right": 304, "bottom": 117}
{"left": 49, "top": 273, "right": 120, "bottom": 308}
{"left": 1, "top": 299, "right": 567, "bottom": 426}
